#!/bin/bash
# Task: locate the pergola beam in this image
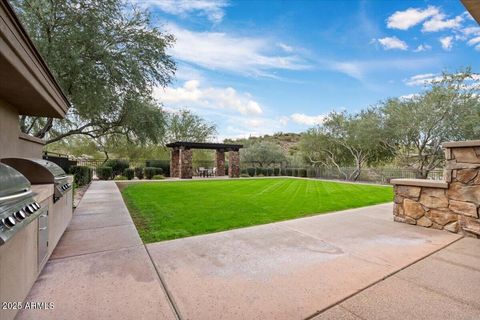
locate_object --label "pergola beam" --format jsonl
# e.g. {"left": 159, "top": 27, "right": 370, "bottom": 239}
{"left": 167, "top": 142, "right": 243, "bottom": 179}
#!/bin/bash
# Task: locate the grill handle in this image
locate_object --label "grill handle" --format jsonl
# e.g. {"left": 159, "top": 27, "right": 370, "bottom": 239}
{"left": 0, "top": 190, "right": 33, "bottom": 202}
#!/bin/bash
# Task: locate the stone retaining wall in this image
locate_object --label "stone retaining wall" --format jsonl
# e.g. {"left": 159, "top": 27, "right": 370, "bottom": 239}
{"left": 392, "top": 140, "right": 480, "bottom": 238}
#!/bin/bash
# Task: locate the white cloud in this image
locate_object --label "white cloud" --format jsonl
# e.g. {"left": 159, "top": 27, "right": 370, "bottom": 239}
{"left": 142, "top": 0, "right": 229, "bottom": 23}
{"left": 467, "top": 36, "right": 480, "bottom": 50}
{"left": 461, "top": 26, "right": 480, "bottom": 36}
{"left": 329, "top": 62, "right": 364, "bottom": 79}
{"left": 324, "top": 57, "right": 441, "bottom": 81}
{"left": 279, "top": 116, "right": 289, "bottom": 126}
{"left": 277, "top": 43, "right": 294, "bottom": 53}
{"left": 399, "top": 93, "right": 420, "bottom": 101}
{"left": 377, "top": 37, "right": 408, "bottom": 50}
{"left": 404, "top": 73, "right": 439, "bottom": 86}
{"left": 166, "top": 24, "right": 309, "bottom": 77}
{"left": 413, "top": 44, "right": 431, "bottom": 52}
{"left": 154, "top": 80, "right": 263, "bottom": 116}
{"left": 439, "top": 36, "right": 454, "bottom": 50}
{"left": 422, "top": 14, "right": 463, "bottom": 32}
{"left": 404, "top": 73, "right": 480, "bottom": 88}
{"left": 290, "top": 113, "right": 326, "bottom": 126}
{"left": 387, "top": 6, "right": 439, "bottom": 30}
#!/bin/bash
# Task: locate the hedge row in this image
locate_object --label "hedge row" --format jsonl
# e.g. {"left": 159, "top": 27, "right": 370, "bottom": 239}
{"left": 69, "top": 166, "right": 93, "bottom": 186}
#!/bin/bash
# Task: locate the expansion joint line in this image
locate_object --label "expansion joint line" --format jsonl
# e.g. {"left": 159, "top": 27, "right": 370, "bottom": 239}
{"left": 144, "top": 244, "right": 184, "bottom": 320}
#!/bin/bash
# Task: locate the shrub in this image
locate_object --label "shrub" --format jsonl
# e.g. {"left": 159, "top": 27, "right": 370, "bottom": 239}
{"left": 114, "top": 175, "right": 127, "bottom": 180}
{"left": 69, "top": 165, "right": 93, "bottom": 186}
{"left": 292, "top": 168, "right": 298, "bottom": 177}
{"left": 145, "top": 167, "right": 162, "bottom": 179}
{"left": 104, "top": 159, "right": 130, "bottom": 176}
{"left": 285, "top": 168, "right": 293, "bottom": 176}
{"left": 257, "top": 167, "right": 267, "bottom": 176}
{"left": 134, "top": 167, "right": 144, "bottom": 180}
{"left": 145, "top": 160, "right": 170, "bottom": 177}
{"left": 246, "top": 167, "right": 255, "bottom": 177}
{"left": 307, "top": 168, "right": 316, "bottom": 178}
{"left": 152, "top": 174, "right": 165, "bottom": 180}
{"left": 96, "top": 167, "right": 113, "bottom": 180}
{"left": 266, "top": 168, "right": 274, "bottom": 176}
{"left": 298, "top": 168, "right": 307, "bottom": 177}
{"left": 124, "top": 168, "right": 134, "bottom": 180}
{"left": 273, "top": 167, "right": 280, "bottom": 176}
{"left": 240, "top": 173, "right": 250, "bottom": 178}
{"left": 256, "top": 173, "right": 264, "bottom": 177}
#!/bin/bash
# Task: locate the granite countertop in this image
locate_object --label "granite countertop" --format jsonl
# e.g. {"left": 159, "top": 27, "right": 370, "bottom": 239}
{"left": 31, "top": 184, "right": 54, "bottom": 203}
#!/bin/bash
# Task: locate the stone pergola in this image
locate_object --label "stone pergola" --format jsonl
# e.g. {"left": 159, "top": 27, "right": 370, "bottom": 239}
{"left": 166, "top": 142, "right": 243, "bottom": 179}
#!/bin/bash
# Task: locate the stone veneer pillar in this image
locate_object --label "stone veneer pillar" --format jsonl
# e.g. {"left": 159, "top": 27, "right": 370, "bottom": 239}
{"left": 170, "top": 148, "right": 180, "bottom": 178}
{"left": 216, "top": 149, "right": 225, "bottom": 176}
{"left": 228, "top": 150, "right": 240, "bottom": 178}
{"left": 391, "top": 140, "right": 480, "bottom": 238}
{"left": 179, "top": 148, "right": 193, "bottom": 179}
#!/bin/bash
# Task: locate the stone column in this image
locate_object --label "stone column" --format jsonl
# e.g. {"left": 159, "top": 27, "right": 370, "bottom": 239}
{"left": 179, "top": 148, "right": 193, "bottom": 179}
{"left": 391, "top": 140, "right": 480, "bottom": 238}
{"left": 216, "top": 149, "right": 225, "bottom": 176}
{"left": 170, "top": 148, "right": 180, "bottom": 178}
{"left": 228, "top": 150, "right": 240, "bottom": 178}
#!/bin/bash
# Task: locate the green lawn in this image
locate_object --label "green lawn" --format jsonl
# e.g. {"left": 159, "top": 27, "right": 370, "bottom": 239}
{"left": 121, "top": 178, "right": 393, "bottom": 243}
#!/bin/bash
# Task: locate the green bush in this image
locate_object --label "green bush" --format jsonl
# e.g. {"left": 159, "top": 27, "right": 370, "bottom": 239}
{"left": 96, "top": 167, "right": 113, "bottom": 180}
{"left": 307, "top": 168, "right": 316, "bottom": 178}
{"left": 256, "top": 173, "right": 264, "bottom": 177}
{"left": 104, "top": 159, "right": 130, "bottom": 176}
{"left": 145, "top": 160, "right": 170, "bottom": 177}
{"left": 152, "top": 174, "right": 165, "bottom": 180}
{"left": 298, "top": 168, "right": 307, "bottom": 177}
{"left": 246, "top": 167, "right": 255, "bottom": 177}
{"left": 257, "top": 167, "right": 267, "bottom": 176}
{"left": 124, "top": 168, "right": 134, "bottom": 180}
{"left": 273, "top": 167, "right": 280, "bottom": 176}
{"left": 285, "top": 168, "right": 293, "bottom": 176}
{"left": 114, "top": 175, "right": 127, "bottom": 180}
{"left": 266, "top": 168, "right": 274, "bottom": 176}
{"left": 292, "top": 168, "right": 298, "bottom": 177}
{"left": 240, "top": 173, "right": 250, "bottom": 178}
{"left": 69, "top": 165, "right": 93, "bottom": 186}
{"left": 134, "top": 167, "right": 144, "bottom": 180}
{"left": 145, "top": 167, "right": 162, "bottom": 179}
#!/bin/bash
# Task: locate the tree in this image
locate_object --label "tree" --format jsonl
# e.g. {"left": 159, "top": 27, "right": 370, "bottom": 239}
{"left": 382, "top": 70, "right": 480, "bottom": 178}
{"left": 300, "top": 109, "right": 393, "bottom": 181}
{"left": 165, "top": 109, "right": 217, "bottom": 143}
{"left": 241, "top": 141, "right": 286, "bottom": 167}
{"left": 12, "top": 0, "right": 176, "bottom": 144}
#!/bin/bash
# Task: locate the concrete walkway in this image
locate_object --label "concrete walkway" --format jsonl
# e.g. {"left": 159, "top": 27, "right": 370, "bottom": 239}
{"left": 17, "top": 181, "right": 477, "bottom": 320}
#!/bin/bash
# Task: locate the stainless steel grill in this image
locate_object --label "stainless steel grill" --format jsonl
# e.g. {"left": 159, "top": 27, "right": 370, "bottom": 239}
{"left": 1, "top": 158, "right": 72, "bottom": 202}
{"left": 0, "top": 163, "right": 44, "bottom": 245}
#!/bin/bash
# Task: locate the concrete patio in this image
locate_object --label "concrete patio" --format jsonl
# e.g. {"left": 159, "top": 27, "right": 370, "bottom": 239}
{"left": 16, "top": 181, "right": 479, "bottom": 320}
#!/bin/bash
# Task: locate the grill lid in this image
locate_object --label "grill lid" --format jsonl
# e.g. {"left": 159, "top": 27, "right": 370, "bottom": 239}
{"left": 0, "top": 163, "right": 31, "bottom": 199}
{"left": 1, "top": 158, "right": 66, "bottom": 184}
{"left": 26, "top": 159, "right": 65, "bottom": 177}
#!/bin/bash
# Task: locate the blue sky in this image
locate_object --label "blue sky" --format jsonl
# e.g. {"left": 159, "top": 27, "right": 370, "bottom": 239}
{"left": 141, "top": 0, "right": 480, "bottom": 141}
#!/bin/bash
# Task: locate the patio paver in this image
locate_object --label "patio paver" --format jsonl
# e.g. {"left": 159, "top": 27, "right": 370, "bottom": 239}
{"left": 16, "top": 181, "right": 177, "bottom": 320}
{"left": 146, "top": 203, "right": 461, "bottom": 320}
{"left": 17, "top": 181, "right": 472, "bottom": 320}
{"left": 323, "top": 237, "right": 480, "bottom": 320}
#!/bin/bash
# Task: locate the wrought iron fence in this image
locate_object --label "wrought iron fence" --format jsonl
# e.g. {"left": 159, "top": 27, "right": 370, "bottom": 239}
{"left": 71, "top": 157, "right": 444, "bottom": 183}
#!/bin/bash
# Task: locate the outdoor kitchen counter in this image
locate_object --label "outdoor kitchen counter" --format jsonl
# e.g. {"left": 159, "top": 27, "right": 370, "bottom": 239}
{"left": 31, "top": 184, "right": 54, "bottom": 203}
